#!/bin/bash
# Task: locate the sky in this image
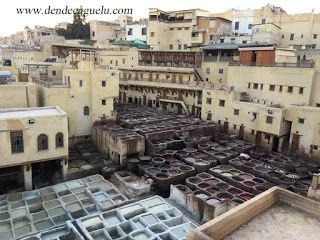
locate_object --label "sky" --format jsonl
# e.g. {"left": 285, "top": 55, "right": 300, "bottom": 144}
{"left": 1, "top": 0, "right": 320, "bottom": 36}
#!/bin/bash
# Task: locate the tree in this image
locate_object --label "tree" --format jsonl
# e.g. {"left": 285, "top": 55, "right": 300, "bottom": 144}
{"left": 56, "top": 6, "right": 90, "bottom": 40}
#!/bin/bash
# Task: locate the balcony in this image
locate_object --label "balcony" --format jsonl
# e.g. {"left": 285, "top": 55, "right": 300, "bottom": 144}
{"left": 229, "top": 60, "right": 314, "bottom": 68}
{"left": 191, "top": 35, "right": 203, "bottom": 44}
{"left": 203, "top": 56, "right": 235, "bottom": 62}
{"left": 32, "top": 77, "right": 70, "bottom": 88}
{"left": 119, "top": 77, "right": 204, "bottom": 90}
{"left": 120, "top": 77, "right": 190, "bottom": 85}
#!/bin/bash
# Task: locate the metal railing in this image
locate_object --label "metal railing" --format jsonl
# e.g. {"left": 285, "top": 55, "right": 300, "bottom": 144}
{"left": 229, "top": 60, "right": 314, "bottom": 68}
{"left": 119, "top": 77, "right": 190, "bottom": 85}
{"left": 32, "top": 77, "right": 70, "bottom": 88}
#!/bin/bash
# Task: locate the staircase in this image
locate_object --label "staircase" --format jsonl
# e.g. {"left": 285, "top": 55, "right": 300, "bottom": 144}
{"left": 194, "top": 67, "right": 204, "bottom": 82}
{"left": 159, "top": 97, "right": 190, "bottom": 116}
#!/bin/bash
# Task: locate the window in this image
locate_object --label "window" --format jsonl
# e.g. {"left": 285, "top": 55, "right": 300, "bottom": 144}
{"left": 290, "top": 34, "right": 294, "bottom": 40}
{"left": 55, "top": 133, "right": 64, "bottom": 148}
{"left": 84, "top": 106, "right": 89, "bottom": 115}
{"left": 301, "top": 34, "right": 304, "bottom": 38}
{"left": 219, "top": 69, "right": 223, "bottom": 74}
{"left": 248, "top": 83, "right": 251, "bottom": 89}
{"left": 260, "top": 84, "right": 263, "bottom": 90}
{"left": 184, "top": 27, "right": 189, "bottom": 30}
{"left": 253, "top": 83, "right": 258, "bottom": 89}
{"left": 316, "top": 103, "right": 320, "bottom": 107}
{"left": 279, "top": 85, "right": 283, "bottom": 92}
{"left": 102, "top": 99, "right": 106, "bottom": 105}
{"left": 206, "top": 98, "right": 212, "bottom": 104}
{"left": 234, "top": 109, "right": 239, "bottom": 115}
{"left": 206, "top": 68, "right": 210, "bottom": 74}
{"left": 219, "top": 100, "right": 225, "bottom": 107}
{"left": 298, "top": 118, "right": 305, "bottom": 124}
{"left": 169, "top": 28, "right": 174, "bottom": 31}
{"left": 282, "top": 35, "right": 285, "bottom": 39}
{"left": 251, "top": 130, "right": 255, "bottom": 135}
{"left": 169, "top": 44, "right": 173, "bottom": 50}
{"left": 269, "top": 85, "right": 275, "bottom": 91}
{"left": 234, "top": 21, "right": 239, "bottom": 30}
{"left": 266, "top": 116, "right": 273, "bottom": 124}
{"left": 299, "top": 87, "right": 304, "bottom": 94}
{"left": 128, "top": 28, "right": 133, "bottom": 35}
{"left": 184, "top": 44, "right": 188, "bottom": 50}
{"left": 248, "top": 24, "right": 252, "bottom": 29}
{"left": 122, "top": 59, "right": 125, "bottom": 64}
{"left": 38, "top": 134, "right": 48, "bottom": 151}
{"left": 261, "top": 18, "right": 266, "bottom": 24}
{"left": 220, "top": 39, "right": 224, "bottom": 43}
{"left": 314, "top": 34, "right": 317, "bottom": 39}
{"left": 177, "top": 27, "right": 182, "bottom": 31}
{"left": 287, "top": 86, "right": 293, "bottom": 93}
{"left": 52, "top": 70, "right": 56, "bottom": 76}
{"left": 150, "top": 32, "right": 155, "bottom": 37}
{"left": 10, "top": 131, "right": 24, "bottom": 154}
{"left": 92, "top": 31, "right": 95, "bottom": 37}
{"left": 101, "top": 81, "right": 106, "bottom": 87}
{"left": 79, "top": 80, "right": 83, "bottom": 87}
{"left": 178, "top": 44, "right": 182, "bottom": 50}
{"left": 141, "top": 27, "right": 147, "bottom": 35}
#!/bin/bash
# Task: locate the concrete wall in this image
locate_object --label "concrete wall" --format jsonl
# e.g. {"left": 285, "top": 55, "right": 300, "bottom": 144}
{"left": 227, "top": 66, "right": 316, "bottom": 106}
{"left": 126, "top": 24, "right": 148, "bottom": 42}
{"left": 44, "top": 65, "right": 119, "bottom": 138}
{"left": 0, "top": 83, "right": 41, "bottom": 108}
{"left": 0, "top": 107, "right": 68, "bottom": 167}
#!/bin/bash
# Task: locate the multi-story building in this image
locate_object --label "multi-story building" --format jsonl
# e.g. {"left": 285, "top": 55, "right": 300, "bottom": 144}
{"left": 115, "top": 15, "right": 133, "bottom": 28}
{"left": 12, "top": 51, "right": 45, "bottom": 69}
{"left": 212, "top": 4, "right": 320, "bottom": 49}
{"left": 148, "top": 8, "right": 231, "bottom": 51}
{"left": 98, "top": 45, "right": 139, "bottom": 69}
{"left": 0, "top": 106, "right": 68, "bottom": 190}
{"left": 200, "top": 42, "right": 320, "bottom": 158}
{"left": 119, "top": 50, "right": 203, "bottom": 116}
{"left": 90, "top": 20, "right": 125, "bottom": 42}
{"left": 1, "top": 46, "right": 119, "bottom": 141}
{"left": 126, "top": 19, "right": 148, "bottom": 42}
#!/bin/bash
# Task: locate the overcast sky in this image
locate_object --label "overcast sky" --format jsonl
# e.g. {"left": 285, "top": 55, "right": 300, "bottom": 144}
{"left": 1, "top": 0, "right": 319, "bottom": 36}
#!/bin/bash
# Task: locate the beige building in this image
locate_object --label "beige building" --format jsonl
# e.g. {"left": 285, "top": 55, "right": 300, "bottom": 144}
{"left": 2, "top": 48, "right": 119, "bottom": 142}
{"left": 13, "top": 51, "right": 45, "bottom": 69}
{"left": 0, "top": 82, "right": 41, "bottom": 108}
{"left": 98, "top": 45, "right": 139, "bottom": 69}
{"left": 90, "top": 20, "right": 125, "bottom": 42}
{"left": 211, "top": 5, "right": 320, "bottom": 49}
{"left": 43, "top": 58, "right": 119, "bottom": 140}
{"left": 200, "top": 43, "right": 320, "bottom": 157}
{"left": 0, "top": 106, "right": 68, "bottom": 190}
{"left": 148, "top": 8, "right": 231, "bottom": 50}
{"left": 119, "top": 50, "right": 204, "bottom": 116}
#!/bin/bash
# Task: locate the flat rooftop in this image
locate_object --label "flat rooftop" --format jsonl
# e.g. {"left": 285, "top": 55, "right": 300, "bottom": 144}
{"left": 0, "top": 107, "right": 65, "bottom": 120}
{"left": 225, "top": 202, "right": 320, "bottom": 240}
{"left": 188, "top": 187, "right": 320, "bottom": 240}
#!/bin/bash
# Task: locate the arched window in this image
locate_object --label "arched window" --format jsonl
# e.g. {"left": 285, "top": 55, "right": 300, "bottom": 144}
{"left": 84, "top": 106, "right": 89, "bottom": 115}
{"left": 38, "top": 134, "right": 48, "bottom": 151}
{"left": 297, "top": 55, "right": 300, "bottom": 61}
{"left": 303, "top": 55, "right": 306, "bottom": 61}
{"left": 56, "top": 132, "right": 64, "bottom": 148}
